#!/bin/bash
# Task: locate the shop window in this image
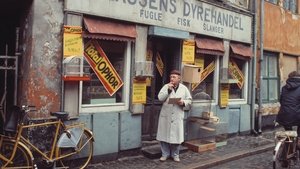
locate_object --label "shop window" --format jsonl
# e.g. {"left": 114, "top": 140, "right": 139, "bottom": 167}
{"left": 81, "top": 39, "right": 131, "bottom": 111}
{"left": 228, "top": 58, "right": 248, "bottom": 100}
{"left": 192, "top": 54, "right": 216, "bottom": 101}
{"left": 262, "top": 52, "right": 279, "bottom": 102}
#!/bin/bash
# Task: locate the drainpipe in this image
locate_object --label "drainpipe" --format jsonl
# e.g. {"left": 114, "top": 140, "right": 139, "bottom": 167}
{"left": 251, "top": 0, "right": 259, "bottom": 136}
{"left": 258, "top": 0, "right": 265, "bottom": 134}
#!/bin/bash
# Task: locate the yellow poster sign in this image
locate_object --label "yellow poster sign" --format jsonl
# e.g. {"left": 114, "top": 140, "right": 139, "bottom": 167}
{"left": 84, "top": 40, "right": 123, "bottom": 96}
{"left": 63, "top": 26, "right": 83, "bottom": 57}
{"left": 228, "top": 59, "right": 245, "bottom": 89}
{"left": 182, "top": 40, "right": 195, "bottom": 63}
{"left": 146, "top": 49, "right": 153, "bottom": 61}
{"left": 132, "top": 80, "right": 147, "bottom": 104}
{"left": 220, "top": 84, "right": 229, "bottom": 108}
{"left": 194, "top": 56, "right": 204, "bottom": 70}
{"left": 156, "top": 52, "right": 164, "bottom": 77}
{"left": 192, "top": 61, "right": 215, "bottom": 91}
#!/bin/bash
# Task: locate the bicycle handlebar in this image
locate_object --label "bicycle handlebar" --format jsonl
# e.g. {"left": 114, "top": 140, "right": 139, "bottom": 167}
{"left": 21, "top": 105, "right": 36, "bottom": 112}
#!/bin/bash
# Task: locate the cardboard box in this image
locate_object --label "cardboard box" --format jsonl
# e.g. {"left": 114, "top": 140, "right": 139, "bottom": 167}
{"left": 202, "top": 111, "right": 213, "bottom": 120}
{"left": 182, "top": 64, "right": 201, "bottom": 83}
{"left": 184, "top": 139, "right": 216, "bottom": 153}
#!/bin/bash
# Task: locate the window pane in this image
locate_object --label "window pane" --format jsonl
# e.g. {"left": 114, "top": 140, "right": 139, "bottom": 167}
{"left": 268, "top": 55, "right": 278, "bottom": 77}
{"left": 229, "top": 83, "right": 242, "bottom": 99}
{"left": 192, "top": 55, "right": 215, "bottom": 100}
{"left": 269, "top": 79, "right": 278, "bottom": 101}
{"left": 290, "top": 0, "right": 297, "bottom": 13}
{"left": 262, "top": 55, "right": 268, "bottom": 77}
{"left": 262, "top": 79, "right": 268, "bottom": 101}
{"left": 267, "top": 0, "right": 278, "bottom": 4}
{"left": 283, "top": 0, "right": 289, "bottom": 9}
{"left": 82, "top": 40, "right": 126, "bottom": 104}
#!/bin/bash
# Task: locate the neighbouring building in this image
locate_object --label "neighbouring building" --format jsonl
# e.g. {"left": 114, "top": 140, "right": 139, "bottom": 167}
{"left": 256, "top": 0, "right": 300, "bottom": 131}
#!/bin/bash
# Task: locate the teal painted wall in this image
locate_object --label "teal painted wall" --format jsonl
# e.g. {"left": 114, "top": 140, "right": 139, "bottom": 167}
{"left": 79, "top": 111, "right": 142, "bottom": 156}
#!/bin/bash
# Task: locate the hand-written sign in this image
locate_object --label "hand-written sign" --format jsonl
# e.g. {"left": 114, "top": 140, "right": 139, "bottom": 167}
{"left": 182, "top": 40, "right": 195, "bottom": 63}
{"left": 132, "top": 80, "right": 146, "bottom": 104}
{"left": 84, "top": 40, "right": 123, "bottom": 96}
{"left": 63, "top": 25, "right": 83, "bottom": 57}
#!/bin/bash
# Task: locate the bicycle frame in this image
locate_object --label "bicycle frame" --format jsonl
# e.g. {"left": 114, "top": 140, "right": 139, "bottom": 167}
{"left": 0, "top": 118, "right": 92, "bottom": 167}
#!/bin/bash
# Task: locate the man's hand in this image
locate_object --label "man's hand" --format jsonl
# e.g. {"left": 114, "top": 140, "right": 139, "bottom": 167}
{"left": 177, "top": 100, "right": 184, "bottom": 106}
{"left": 168, "top": 83, "right": 174, "bottom": 90}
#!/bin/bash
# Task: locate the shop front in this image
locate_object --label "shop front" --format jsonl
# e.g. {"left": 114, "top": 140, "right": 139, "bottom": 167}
{"left": 64, "top": 0, "right": 253, "bottom": 158}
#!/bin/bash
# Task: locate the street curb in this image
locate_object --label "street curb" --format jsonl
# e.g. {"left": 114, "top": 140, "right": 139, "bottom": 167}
{"left": 181, "top": 143, "right": 275, "bottom": 169}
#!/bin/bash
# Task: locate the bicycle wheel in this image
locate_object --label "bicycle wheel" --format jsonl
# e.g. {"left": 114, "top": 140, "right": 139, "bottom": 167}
{"left": 273, "top": 140, "right": 289, "bottom": 169}
{"left": 58, "top": 130, "right": 93, "bottom": 169}
{"left": 0, "top": 139, "right": 33, "bottom": 169}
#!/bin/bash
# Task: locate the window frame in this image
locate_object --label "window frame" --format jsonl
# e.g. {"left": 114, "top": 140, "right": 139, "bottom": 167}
{"left": 266, "top": 0, "right": 278, "bottom": 5}
{"left": 228, "top": 59, "right": 249, "bottom": 104}
{"left": 262, "top": 52, "right": 279, "bottom": 103}
{"left": 79, "top": 41, "right": 132, "bottom": 113}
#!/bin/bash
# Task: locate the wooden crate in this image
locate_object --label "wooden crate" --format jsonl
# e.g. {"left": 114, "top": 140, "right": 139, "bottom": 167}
{"left": 184, "top": 139, "right": 216, "bottom": 153}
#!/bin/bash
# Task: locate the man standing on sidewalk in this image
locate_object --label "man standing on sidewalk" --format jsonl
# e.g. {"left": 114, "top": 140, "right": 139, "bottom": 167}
{"left": 156, "top": 70, "right": 192, "bottom": 162}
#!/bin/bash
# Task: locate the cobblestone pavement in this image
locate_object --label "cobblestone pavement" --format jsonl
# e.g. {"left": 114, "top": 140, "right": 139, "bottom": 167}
{"left": 87, "top": 129, "right": 279, "bottom": 169}
{"left": 209, "top": 150, "right": 300, "bottom": 169}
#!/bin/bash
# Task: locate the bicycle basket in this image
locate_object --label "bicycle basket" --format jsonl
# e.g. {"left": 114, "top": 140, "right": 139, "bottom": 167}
{"left": 275, "top": 131, "right": 297, "bottom": 138}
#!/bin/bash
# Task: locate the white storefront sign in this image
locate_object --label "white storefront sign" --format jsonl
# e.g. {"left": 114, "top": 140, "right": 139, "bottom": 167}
{"left": 65, "top": 0, "right": 252, "bottom": 43}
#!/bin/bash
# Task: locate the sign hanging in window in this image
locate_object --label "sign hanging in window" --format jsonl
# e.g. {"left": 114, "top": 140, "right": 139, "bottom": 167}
{"left": 83, "top": 40, "right": 124, "bottom": 96}
{"left": 156, "top": 52, "right": 164, "bottom": 77}
{"left": 229, "top": 59, "right": 245, "bottom": 89}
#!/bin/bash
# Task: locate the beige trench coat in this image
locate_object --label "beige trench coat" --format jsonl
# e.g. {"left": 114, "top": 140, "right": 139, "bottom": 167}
{"left": 156, "top": 83, "right": 192, "bottom": 144}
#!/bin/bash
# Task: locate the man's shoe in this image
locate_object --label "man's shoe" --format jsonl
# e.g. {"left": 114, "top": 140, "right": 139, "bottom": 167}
{"left": 160, "top": 156, "right": 168, "bottom": 161}
{"left": 173, "top": 156, "right": 180, "bottom": 162}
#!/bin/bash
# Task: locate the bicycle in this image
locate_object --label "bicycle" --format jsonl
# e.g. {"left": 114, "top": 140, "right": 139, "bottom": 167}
{"left": 273, "top": 125, "right": 299, "bottom": 169}
{"left": 0, "top": 105, "right": 94, "bottom": 169}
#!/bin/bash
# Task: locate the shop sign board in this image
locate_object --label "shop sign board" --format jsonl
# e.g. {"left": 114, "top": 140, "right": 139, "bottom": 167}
{"left": 65, "top": 0, "right": 252, "bottom": 43}
{"left": 83, "top": 40, "right": 123, "bottom": 96}
{"left": 228, "top": 59, "right": 244, "bottom": 89}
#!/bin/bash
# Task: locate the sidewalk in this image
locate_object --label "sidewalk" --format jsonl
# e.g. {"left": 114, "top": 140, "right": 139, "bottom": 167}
{"left": 87, "top": 129, "right": 278, "bottom": 169}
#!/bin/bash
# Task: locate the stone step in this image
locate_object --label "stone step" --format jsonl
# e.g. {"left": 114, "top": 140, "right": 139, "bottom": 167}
{"left": 141, "top": 143, "right": 189, "bottom": 159}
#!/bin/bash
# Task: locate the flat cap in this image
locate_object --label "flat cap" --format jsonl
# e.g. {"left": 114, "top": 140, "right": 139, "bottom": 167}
{"left": 170, "top": 69, "right": 181, "bottom": 76}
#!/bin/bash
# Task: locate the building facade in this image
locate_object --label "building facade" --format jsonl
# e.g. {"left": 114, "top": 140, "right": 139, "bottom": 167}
{"left": 0, "top": 0, "right": 256, "bottom": 160}
{"left": 257, "top": 0, "right": 300, "bottom": 130}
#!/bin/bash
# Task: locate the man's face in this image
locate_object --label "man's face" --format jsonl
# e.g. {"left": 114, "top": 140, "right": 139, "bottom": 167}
{"left": 170, "top": 74, "right": 181, "bottom": 86}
